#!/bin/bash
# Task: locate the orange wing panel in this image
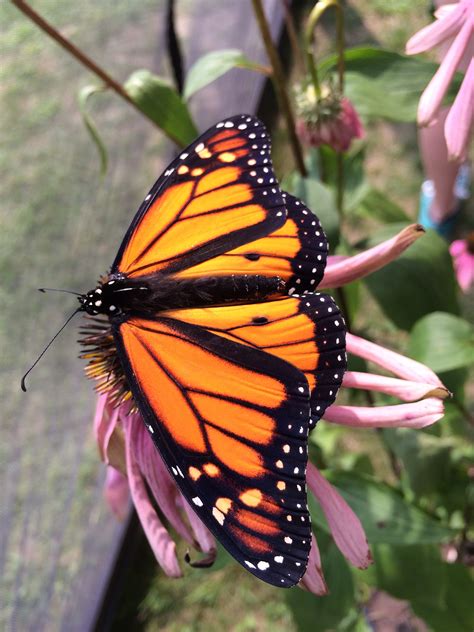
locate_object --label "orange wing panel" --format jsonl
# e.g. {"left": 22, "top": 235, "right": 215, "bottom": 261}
{"left": 114, "top": 303, "right": 313, "bottom": 588}
{"left": 112, "top": 115, "right": 287, "bottom": 279}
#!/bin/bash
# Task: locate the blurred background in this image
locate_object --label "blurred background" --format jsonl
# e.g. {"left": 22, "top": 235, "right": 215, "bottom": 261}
{"left": 1, "top": 1, "right": 472, "bottom": 631}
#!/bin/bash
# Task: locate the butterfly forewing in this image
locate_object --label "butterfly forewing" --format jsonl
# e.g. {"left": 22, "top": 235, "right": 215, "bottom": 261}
{"left": 112, "top": 115, "right": 287, "bottom": 278}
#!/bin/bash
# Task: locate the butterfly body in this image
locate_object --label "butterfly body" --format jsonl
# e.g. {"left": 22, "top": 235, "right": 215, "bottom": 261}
{"left": 78, "top": 115, "right": 347, "bottom": 588}
{"left": 79, "top": 272, "right": 286, "bottom": 317}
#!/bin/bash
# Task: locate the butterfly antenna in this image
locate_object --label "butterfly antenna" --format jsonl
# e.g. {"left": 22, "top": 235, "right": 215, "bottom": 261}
{"left": 21, "top": 308, "right": 81, "bottom": 392}
{"left": 38, "top": 287, "right": 82, "bottom": 296}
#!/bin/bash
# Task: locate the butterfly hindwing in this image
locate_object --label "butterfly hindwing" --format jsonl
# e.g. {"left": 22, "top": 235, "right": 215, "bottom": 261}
{"left": 113, "top": 314, "right": 313, "bottom": 587}
{"left": 162, "top": 293, "right": 346, "bottom": 428}
{"left": 112, "top": 115, "right": 287, "bottom": 278}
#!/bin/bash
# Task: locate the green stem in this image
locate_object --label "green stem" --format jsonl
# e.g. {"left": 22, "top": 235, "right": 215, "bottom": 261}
{"left": 252, "top": 0, "right": 307, "bottom": 177}
{"left": 11, "top": 0, "right": 186, "bottom": 147}
{"left": 305, "top": 0, "right": 345, "bottom": 91}
{"left": 336, "top": 150, "right": 344, "bottom": 220}
{"left": 305, "top": 1, "right": 346, "bottom": 219}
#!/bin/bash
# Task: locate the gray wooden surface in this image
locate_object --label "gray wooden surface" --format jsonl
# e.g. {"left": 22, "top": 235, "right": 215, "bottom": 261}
{"left": 0, "top": 2, "right": 283, "bottom": 631}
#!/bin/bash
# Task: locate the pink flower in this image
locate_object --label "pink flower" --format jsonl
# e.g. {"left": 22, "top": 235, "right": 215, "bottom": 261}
{"left": 319, "top": 223, "right": 425, "bottom": 289}
{"left": 294, "top": 80, "right": 364, "bottom": 152}
{"left": 297, "top": 97, "right": 364, "bottom": 152}
{"left": 84, "top": 221, "right": 448, "bottom": 594}
{"left": 406, "top": 0, "right": 474, "bottom": 160}
{"left": 450, "top": 234, "right": 474, "bottom": 291}
{"left": 95, "top": 395, "right": 216, "bottom": 578}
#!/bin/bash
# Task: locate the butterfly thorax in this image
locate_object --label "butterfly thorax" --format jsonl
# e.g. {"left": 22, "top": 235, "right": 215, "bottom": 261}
{"left": 79, "top": 273, "right": 286, "bottom": 317}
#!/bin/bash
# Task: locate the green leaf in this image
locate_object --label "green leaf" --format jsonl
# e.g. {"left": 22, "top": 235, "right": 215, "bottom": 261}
{"left": 373, "top": 544, "right": 446, "bottom": 608}
{"left": 356, "top": 188, "right": 410, "bottom": 223}
{"left": 310, "top": 470, "right": 454, "bottom": 544}
{"left": 319, "top": 145, "right": 369, "bottom": 213}
{"left": 383, "top": 428, "right": 454, "bottom": 497}
{"left": 363, "top": 223, "right": 460, "bottom": 330}
{"left": 288, "top": 174, "right": 340, "bottom": 249}
{"left": 319, "top": 47, "right": 463, "bottom": 122}
{"left": 125, "top": 70, "right": 198, "bottom": 147}
{"left": 183, "top": 49, "right": 267, "bottom": 100}
{"left": 408, "top": 312, "right": 474, "bottom": 374}
{"left": 286, "top": 531, "right": 355, "bottom": 631}
{"left": 373, "top": 545, "right": 474, "bottom": 632}
{"left": 78, "top": 84, "right": 108, "bottom": 176}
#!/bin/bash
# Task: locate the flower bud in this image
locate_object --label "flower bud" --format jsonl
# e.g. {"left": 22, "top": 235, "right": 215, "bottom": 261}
{"left": 295, "top": 80, "right": 364, "bottom": 152}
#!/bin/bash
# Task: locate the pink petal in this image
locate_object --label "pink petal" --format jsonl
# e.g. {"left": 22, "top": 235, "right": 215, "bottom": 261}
{"left": 454, "top": 251, "right": 474, "bottom": 291}
{"left": 319, "top": 224, "right": 424, "bottom": 289}
{"left": 307, "top": 462, "right": 372, "bottom": 569}
{"left": 94, "top": 393, "right": 120, "bottom": 462}
{"left": 326, "top": 255, "right": 347, "bottom": 265}
{"left": 300, "top": 534, "right": 328, "bottom": 595}
{"left": 445, "top": 57, "right": 474, "bottom": 161}
{"left": 324, "top": 398, "right": 445, "bottom": 429}
{"left": 406, "top": 3, "right": 465, "bottom": 54}
{"left": 434, "top": 4, "right": 460, "bottom": 21}
{"left": 133, "top": 421, "right": 197, "bottom": 547}
{"left": 342, "top": 371, "right": 450, "bottom": 402}
{"left": 104, "top": 466, "right": 130, "bottom": 521}
{"left": 346, "top": 333, "right": 444, "bottom": 388}
{"left": 123, "top": 417, "right": 182, "bottom": 577}
{"left": 450, "top": 239, "right": 468, "bottom": 257}
{"left": 181, "top": 498, "right": 217, "bottom": 555}
{"left": 417, "top": 19, "right": 474, "bottom": 126}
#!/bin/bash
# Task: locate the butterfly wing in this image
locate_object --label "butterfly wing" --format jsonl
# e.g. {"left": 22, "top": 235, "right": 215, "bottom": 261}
{"left": 162, "top": 293, "right": 346, "bottom": 428}
{"left": 112, "top": 115, "right": 287, "bottom": 278}
{"left": 113, "top": 314, "right": 313, "bottom": 587}
{"left": 174, "top": 191, "right": 329, "bottom": 295}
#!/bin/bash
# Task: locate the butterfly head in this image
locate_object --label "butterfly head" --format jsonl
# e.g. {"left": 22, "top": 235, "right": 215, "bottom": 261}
{"left": 79, "top": 277, "right": 150, "bottom": 316}
{"left": 79, "top": 287, "right": 111, "bottom": 316}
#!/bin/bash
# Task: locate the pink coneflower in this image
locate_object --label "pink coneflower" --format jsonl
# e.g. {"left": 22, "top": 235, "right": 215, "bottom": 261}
{"left": 83, "top": 223, "right": 448, "bottom": 594}
{"left": 294, "top": 81, "right": 364, "bottom": 152}
{"left": 450, "top": 233, "right": 474, "bottom": 291}
{"left": 406, "top": 0, "right": 474, "bottom": 160}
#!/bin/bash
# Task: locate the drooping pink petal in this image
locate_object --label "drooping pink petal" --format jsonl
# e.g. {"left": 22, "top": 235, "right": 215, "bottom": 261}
{"left": 342, "top": 371, "right": 450, "bottom": 402}
{"left": 319, "top": 224, "right": 424, "bottom": 289}
{"left": 450, "top": 238, "right": 468, "bottom": 258}
{"left": 445, "top": 57, "right": 474, "bottom": 161}
{"left": 454, "top": 250, "right": 474, "bottom": 291}
{"left": 180, "top": 497, "right": 217, "bottom": 555}
{"left": 324, "top": 398, "right": 445, "bottom": 429}
{"left": 104, "top": 466, "right": 130, "bottom": 521}
{"left": 406, "top": 3, "right": 465, "bottom": 54}
{"left": 417, "top": 19, "right": 474, "bottom": 126}
{"left": 123, "top": 416, "right": 182, "bottom": 577}
{"left": 300, "top": 534, "right": 328, "bottom": 595}
{"left": 307, "top": 462, "right": 372, "bottom": 569}
{"left": 434, "top": 3, "right": 460, "bottom": 22}
{"left": 94, "top": 393, "right": 120, "bottom": 462}
{"left": 346, "top": 333, "right": 444, "bottom": 387}
{"left": 133, "top": 421, "right": 197, "bottom": 547}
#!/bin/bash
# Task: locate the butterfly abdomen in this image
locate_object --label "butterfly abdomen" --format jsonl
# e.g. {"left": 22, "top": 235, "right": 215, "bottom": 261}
{"left": 128, "top": 273, "right": 286, "bottom": 311}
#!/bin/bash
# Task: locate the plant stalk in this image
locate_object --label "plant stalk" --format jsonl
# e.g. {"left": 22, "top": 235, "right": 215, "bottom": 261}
{"left": 281, "top": 0, "right": 305, "bottom": 74}
{"left": 252, "top": 0, "right": 307, "bottom": 177}
{"left": 305, "top": 0, "right": 346, "bottom": 219}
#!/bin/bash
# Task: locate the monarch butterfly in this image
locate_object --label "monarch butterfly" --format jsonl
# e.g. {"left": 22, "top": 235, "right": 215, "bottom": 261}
{"left": 60, "top": 115, "right": 347, "bottom": 587}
